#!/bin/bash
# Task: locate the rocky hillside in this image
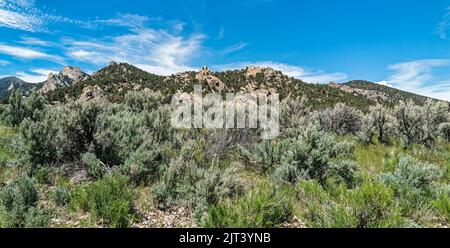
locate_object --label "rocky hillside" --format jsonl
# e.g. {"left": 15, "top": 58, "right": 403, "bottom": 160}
{"left": 3, "top": 62, "right": 441, "bottom": 110}
{"left": 338, "top": 80, "right": 430, "bottom": 105}
{"left": 47, "top": 63, "right": 377, "bottom": 110}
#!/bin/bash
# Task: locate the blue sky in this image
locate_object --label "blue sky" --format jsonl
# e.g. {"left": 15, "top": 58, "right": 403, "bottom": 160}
{"left": 1, "top": 0, "right": 450, "bottom": 100}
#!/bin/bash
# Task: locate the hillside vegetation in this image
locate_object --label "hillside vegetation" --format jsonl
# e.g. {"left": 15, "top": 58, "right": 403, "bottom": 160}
{"left": 0, "top": 64, "right": 449, "bottom": 228}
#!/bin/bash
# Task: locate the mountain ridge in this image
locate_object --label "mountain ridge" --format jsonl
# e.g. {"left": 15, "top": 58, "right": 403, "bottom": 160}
{"left": 1, "top": 63, "right": 443, "bottom": 108}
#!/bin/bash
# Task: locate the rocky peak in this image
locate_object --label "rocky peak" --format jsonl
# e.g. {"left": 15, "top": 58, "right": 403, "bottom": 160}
{"left": 41, "top": 66, "right": 89, "bottom": 93}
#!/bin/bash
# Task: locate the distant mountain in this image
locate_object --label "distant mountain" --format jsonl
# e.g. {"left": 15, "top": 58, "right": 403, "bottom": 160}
{"left": 0, "top": 77, "right": 41, "bottom": 102}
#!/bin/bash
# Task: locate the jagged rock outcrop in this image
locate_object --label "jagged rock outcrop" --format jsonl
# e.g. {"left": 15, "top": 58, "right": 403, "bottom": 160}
{"left": 78, "top": 85, "right": 105, "bottom": 102}
{"left": 195, "top": 66, "right": 226, "bottom": 93}
{"left": 41, "top": 66, "right": 89, "bottom": 93}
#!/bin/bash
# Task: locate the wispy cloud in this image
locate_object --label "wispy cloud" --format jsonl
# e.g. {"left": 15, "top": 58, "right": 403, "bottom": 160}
{"left": 0, "top": 59, "right": 10, "bottom": 66}
{"left": 435, "top": 7, "right": 450, "bottom": 39}
{"left": 221, "top": 42, "right": 249, "bottom": 55}
{"left": 0, "top": 0, "right": 83, "bottom": 32}
{"left": 0, "top": 6, "right": 43, "bottom": 32}
{"left": 64, "top": 13, "right": 205, "bottom": 75}
{"left": 382, "top": 59, "right": 450, "bottom": 101}
{"left": 216, "top": 26, "right": 225, "bottom": 40}
{"left": 213, "top": 61, "right": 348, "bottom": 83}
{"left": 19, "top": 36, "right": 52, "bottom": 46}
{"left": 0, "top": 44, "right": 62, "bottom": 62}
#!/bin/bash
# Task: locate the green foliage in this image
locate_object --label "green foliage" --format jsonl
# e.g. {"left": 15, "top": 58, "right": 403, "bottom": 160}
{"left": 379, "top": 156, "right": 443, "bottom": 198}
{"left": 152, "top": 150, "right": 243, "bottom": 221}
{"left": 327, "top": 160, "right": 361, "bottom": 188}
{"left": 52, "top": 187, "right": 71, "bottom": 206}
{"left": 433, "top": 193, "right": 450, "bottom": 222}
{"left": 243, "top": 125, "right": 357, "bottom": 185}
{"left": 0, "top": 176, "right": 49, "bottom": 227}
{"left": 82, "top": 152, "right": 105, "bottom": 179}
{"left": 70, "top": 173, "right": 135, "bottom": 228}
{"left": 439, "top": 122, "right": 450, "bottom": 142}
{"left": 297, "top": 180, "right": 404, "bottom": 228}
{"left": 203, "top": 182, "right": 292, "bottom": 228}
{"left": 4, "top": 90, "right": 45, "bottom": 127}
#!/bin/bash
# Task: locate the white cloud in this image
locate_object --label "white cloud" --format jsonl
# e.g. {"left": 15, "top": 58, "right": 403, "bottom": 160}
{"left": 435, "top": 7, "right": 450, "bottom": 39}
{"left": 0, "top": 0, "right": 44, "bottom": 32}
{"left": 0, "top": 44, "right": 62, "bottom": 62}
{"left": 65, "top": 13, "right": 205, "bottom": 76}
{"left": 382, "top": 59, "right": 450, "bottom": 101}
{"left": 221, "top": 42, "right": 249, "bottom": 55}
{"left": 375, "top": 80, "right": 393, "bottom": 87}
{"left": 0, "top": 8, "right": 42, "bottom": 32}
{"left": 214, "top": 61, "right": 348, "bottom": 83}
{"left": 19, "top": 36, "right": 52, "bottom": 46}
{"left": 15, "top": 68, "right": 57, "bottom": 83}
{"left": 0, "top": 59, "right": 10, "bottom": 66}
{"left": 0, "top": 0, "right": 83, "bottom": 32}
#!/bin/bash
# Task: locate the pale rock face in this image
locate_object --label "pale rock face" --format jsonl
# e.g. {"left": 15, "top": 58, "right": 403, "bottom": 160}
{"left": 329, "top": 82, "right": 389, "bottom": 102}
{"left": 195, "top": 67, "right": 225, "bottom": 93}
{"left": 78, "top": 85, "right": 105, "bottom": 102}
{"left": 7, "top": 83, "right": 14, "bottom": 91}
{"left": 41, "top": 66, "right": 89, "bottom": 93}
{"left": 245, "top": 66, "right": 279, "bottom": 79}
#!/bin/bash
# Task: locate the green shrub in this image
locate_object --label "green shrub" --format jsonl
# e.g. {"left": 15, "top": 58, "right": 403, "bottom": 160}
{"left": 32, "top": 165, "right": 55, "bottom": 184}
{"left": 347, "top": 182, "right": 403, "bottom": 228}
{"left": 70, "top": 174, "right": 135, "bottom": 228}
{"left": 82, "top": 152, "right": 105, "bottom": 179}
{"left": 433, "top": 194, "right": 450, "bottom": 223}
{"left": 244, "top": 125, "right": 356, "bottom": 185}
{"left": 152, "top": 155, "right": 243, "bottom": 221}
{"left": 297, "top": 181, "right": 404, "bottom": 228}
{"left": 120, "top": 144, "right": 161, "bottom": 186}
{"left": 52, "top": 187, "right": 71, "bottom": 206}
{"left": 380, "top": 156, "right": 443, "bottom": 198}
{"left": 0, "top": 176, "right": 49, "bottom": 227}
{"left": 327, "top": 160, "right": 361, "bottom": 188}
{"left": 203, "top": 182, "right": 293, "bottom": 228}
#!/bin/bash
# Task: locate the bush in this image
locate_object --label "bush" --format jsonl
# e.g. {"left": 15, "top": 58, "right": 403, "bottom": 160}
{"left": 314, "top": 103, "right": 362, "bottom": 135}
{"left": 433, "top": 194, "right": 450, "bottom": 222}
{"left": 297, "top": 180, "right": 404, "bottom": 228}
{"left": 439, "top": 122, "right": 450, "bottom": 142}
{"left": 256, "top": 125, "right": 357, "bottom": 185}
{"left": 379, "top": 156, "right": 444, "bottom": 222}
{"left": 152, "top": 154, "right": 243, "bottom": 221}
{"left": 0, "top": 176, "right": 49, "bottom": 227}
{"left": 70, "top": 174, "right": 135, "bottom": 228}
{"left": 120, "top": 143, "right": 161, "bottom": 186}
{"left": 52, "top": 187, "right": 71, "bottom": 206}
{"left": 82, "top": 152, "right": 105, "bottom": 179}
{"left": 358, "top": 105, "right": 395, "bottom": 144}
{"left": 327, "top": 160, "right": 361, "bottom": 188}
{"left": 203, "top": 182, "right": 293, "bottom": 228}
{"left": 32, "top": 165, "right": 55, "bottom": 184}
{"left": 380, "top": 156, "right": 443, "bottom": 198}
